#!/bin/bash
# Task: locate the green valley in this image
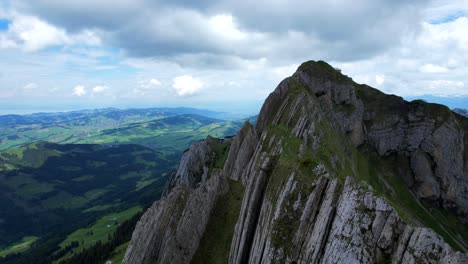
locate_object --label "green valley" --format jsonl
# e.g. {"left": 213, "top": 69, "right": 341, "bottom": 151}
{"left": 0, "top": 142, "right": 170, "bottom": 253}
{"left": 54, "top": 206, "right": 142, "bottom": 263}
{"left": 0, "top": 108, "right": 246, "bottom": 263}
{"left": 0, "top": 108, "right": 244, "bottom": 153}
{"left": 0, "top": 237, "right": 39, "bottom": 258}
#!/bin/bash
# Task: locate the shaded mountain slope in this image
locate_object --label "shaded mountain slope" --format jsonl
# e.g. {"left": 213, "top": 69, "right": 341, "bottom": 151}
{"left": 0, "top": 141, "right": 170, "bottom": 249}
{"left": 123, "top": 61, "right": 468, "bottom": 264}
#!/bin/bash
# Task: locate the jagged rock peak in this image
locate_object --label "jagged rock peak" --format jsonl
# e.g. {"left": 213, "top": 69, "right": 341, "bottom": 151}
{"left": 123, "top": 135, "right": 232, "bottom": 264}
{"left": 124, "top": 60, "right": 468, "bottom": 264}
{"left": 259, "top": 60, "right": 468, "bottom": 219}
{"left": 164, "top": 135, "right": 231, "bottom": 193}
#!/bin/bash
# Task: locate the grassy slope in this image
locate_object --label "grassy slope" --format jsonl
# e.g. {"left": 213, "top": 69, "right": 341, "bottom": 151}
{"left": 54, "top": 206, "right": 142, "bottom": 263}
{"left": 0, "top": 237, "right": 39, "bottom": 258}
{"left": 0, "top": 113, "right": 243, "bottom": 261}
{"left": 109, "top": 241, "right": 129, "bottom": 264}
{"left": 0, "top": 112, "right": 242, "bottom": 155}
{"left": 0, "top": 142, "right": 170, "bottom": 252}
{"left": 0, "top": 142, "right": 169, "bottom": 208}
{"left": 77, "top": 118, "right": 242, "bottom": 155}
{"left": 0, "top": 141, "right": 61, "bottom": 169}
{"left": 0, "top": 112, "right": 166, "bottom": 150}
{"left": 192, "top": 179, "right": 245, "bottom": 264}
{"left": 188, "top": 137, "right": 239, "bottom": 263}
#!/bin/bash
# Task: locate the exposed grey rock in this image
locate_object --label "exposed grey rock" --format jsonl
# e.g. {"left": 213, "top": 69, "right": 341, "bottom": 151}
{"left": 123, "top": 172, "right": 228, "bottom": 264}
{"left": 410, "top": 150, "right": 440, "bottom": 200}
{"left": 230, "top": 170, "right": 467, "bottom": 264}
{"left": 164, "top": 136, "right": 229, "bottom": 194}
{"left": 154, "top": 172, "right": 227, "bottom": 263}
{"left": 223, "top": 122, "right": 258, "bottom": 182}
{"left": 124, "top": 61, "right": 468, "bottom": 264}
{"left": 122, "top": 186, "right": 189, "bottom": 264}
{"left": 293, "top": 62, "right": 468, "bottom": 218}
{"left": 123, "top": 138, "right": 229, "bottom": 264}
{"left": 229, "top": 151, "right": 277, "bottom": 264}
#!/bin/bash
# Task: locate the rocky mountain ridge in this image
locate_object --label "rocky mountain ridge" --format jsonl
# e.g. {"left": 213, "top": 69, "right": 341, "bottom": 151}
{"left": 123, "top": 61, "right": 468, "bottom": 263}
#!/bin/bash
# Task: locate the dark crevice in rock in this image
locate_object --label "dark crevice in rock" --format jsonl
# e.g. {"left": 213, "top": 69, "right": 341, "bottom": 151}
{"left": 298, "top": 178, "right": 330, "bottom": 254}
{"left": 316, "top": 206, "right": 337, "bottom": 264}
{"left": 315, "top": 91, "right": 327, "bottom": 98}
{"left": 398, "top": 228, "right": 415, "bottom": 263}
{"left": 239, "top": 155, "right": 277, "bottom": 264}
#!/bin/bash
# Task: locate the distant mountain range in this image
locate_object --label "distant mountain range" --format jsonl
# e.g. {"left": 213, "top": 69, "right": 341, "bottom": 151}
{"left": 0, "top": 107, "right": 243, "bottom": 125}
{"left": 0, "top": 108, "right": 246, "bottom": 153}
{"left": 454, "top": 108, "right": 468, "bottom": 117}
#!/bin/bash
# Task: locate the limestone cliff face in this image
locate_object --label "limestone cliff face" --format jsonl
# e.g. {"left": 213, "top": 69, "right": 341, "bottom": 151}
{"left": 164, "top": 136, "right": 225, "bottom": 191}
{"left": 230, "top": 175, "right": 467, "bottom": 264}
{"left": 123, "top": 137, "right": 231, "bottom": 264}
{"left": 289, "top": 63, "right": 467, "bottom": 217}
{"left": 124, "top": 61, "right": 468, "bottom": 264}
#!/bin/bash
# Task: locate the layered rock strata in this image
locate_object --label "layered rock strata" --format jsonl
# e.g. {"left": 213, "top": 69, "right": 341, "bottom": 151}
{"left": 124, "top": 61, "right": 468, "bottom": 264}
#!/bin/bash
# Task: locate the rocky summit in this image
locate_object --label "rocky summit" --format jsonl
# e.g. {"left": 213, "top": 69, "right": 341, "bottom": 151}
{"left": 122, "top": 61, "right": 468, "bottom": 264}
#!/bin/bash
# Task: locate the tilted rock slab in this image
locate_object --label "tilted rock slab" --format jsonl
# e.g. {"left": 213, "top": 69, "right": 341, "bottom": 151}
{"left": 124, "top": 61, "right": 468, "bottom": 264}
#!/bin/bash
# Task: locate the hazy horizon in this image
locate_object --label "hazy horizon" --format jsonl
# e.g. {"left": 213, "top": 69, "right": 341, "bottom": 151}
{"left": 0, "top": 100, "right": 264, "bottom": 116}
{"left": 0, "top": 93, "right": 465, "bottom": 117}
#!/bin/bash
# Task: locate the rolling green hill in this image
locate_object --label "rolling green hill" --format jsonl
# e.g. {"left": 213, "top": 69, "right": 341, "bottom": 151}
{"left": 0, "top": 108, "right": 244, "bottom": 151}
{"left": 83, "top": 114, "right": 243, "bottom": 154}
{"left": 0, "top": 108, "right": 246, "bottom": 263}
{"left": 0, "top": 142, "right": 171, "bottom": 259}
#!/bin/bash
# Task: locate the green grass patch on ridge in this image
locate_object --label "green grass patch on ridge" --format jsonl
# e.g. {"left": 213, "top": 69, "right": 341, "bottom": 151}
{"left": 109, "top": 241, "right": 130, "bottom": 264}
{"left": 54, "top": 206, "right": 142, "bottom": 263}
{"left": 0, "top": 236, "right": 39, "bottom": 258}
{"left": 259, "top": 89, "right": 468, "bottom": 253}
{"left": 192, "top": 179, "right": 245, "bottom": 264}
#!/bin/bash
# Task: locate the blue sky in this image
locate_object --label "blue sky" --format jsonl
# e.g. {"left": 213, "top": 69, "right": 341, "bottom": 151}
{"left": 0, "top": 18, "right": 9, "bottom": 30}
{"left": 0, "top": 0, "right": 467, "bottom": 115}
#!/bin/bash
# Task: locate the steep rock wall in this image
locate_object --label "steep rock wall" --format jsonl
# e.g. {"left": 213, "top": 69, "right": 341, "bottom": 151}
{"left": 123, "top": 138, "right": 230, "bottom": 264}
{"left": 124, "top": 61, "right": 468, "bottom": 264}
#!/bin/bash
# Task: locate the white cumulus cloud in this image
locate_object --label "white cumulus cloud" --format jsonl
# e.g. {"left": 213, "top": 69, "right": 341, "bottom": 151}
{"left": 149, "top": 78, "right": 162, "bottom": 86}
{"left": 420, "top": 64, "right": 449, "bottom": 73}
{"left": 134, "top": 78, "right": 163, "bottom": 95}
{"left": 2, "top": 0, "right": 468, "bottom": 106}
{"left": 0, "top": 12, "right": 101, "bottom": 52}
{"left": 73, "top": 85, "right": 86, "bottom": 96}
{"left": 429, "top": 80, "right": 465, "bottom": 96}
{"left": 209, "top": 14, "right": 247, "bottom": 41}
{"left": 272, "top": 64, "right": 298, "bottom": 78}
{"left": 375, "top": 75, "right": 385, "bottom": 86}
{"left": 23, "top": 82, "right": 38, "bottom": 90}
{"left": 172, "top": 75, "right": 203, "bottom": 96}
{"left": 92, "top": 85, "right": 109, "bottom": 93}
